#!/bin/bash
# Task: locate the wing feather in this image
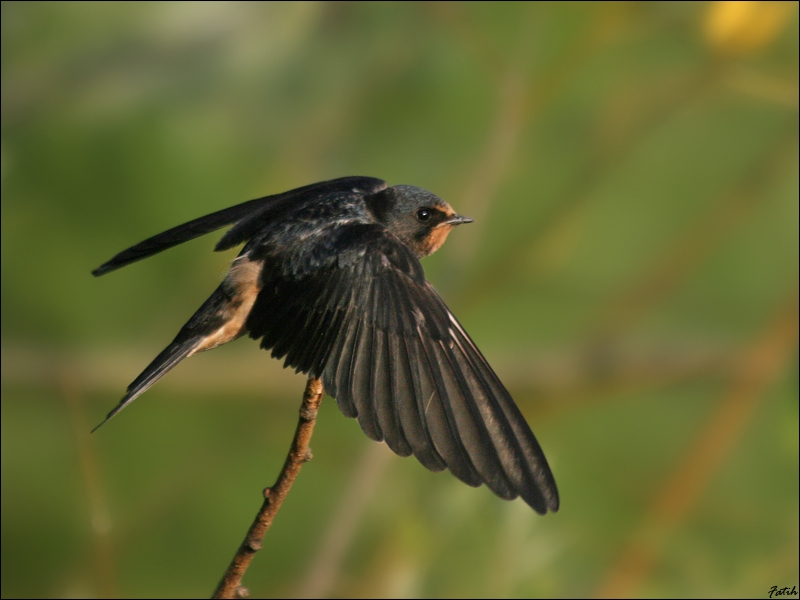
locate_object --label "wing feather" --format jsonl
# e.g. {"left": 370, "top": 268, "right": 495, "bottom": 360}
{"left": 93, "top": 176, "right": 386, "bottom": 276}
{"left": 414, "top": 332, "right": 482, "bottom": 487}
{"left": 332, "top": 317, "right": 360, "bottom": 418}
{"left": 435, "top": 337, "right": 517, "bottom": 500}
{"left": 246, "top": 224, "right": 558, "bottom": 512}
{"left": 447, "top": 314, "right": 558, "bottom": 513}
{"left": 390, "top": 333, "right": 446, "bottom": 471}
{"left": 352, "top": 313, "right": 381, "bottom": 441}
{"left": 373, "top": 328, "right": 412, "bottom": 455}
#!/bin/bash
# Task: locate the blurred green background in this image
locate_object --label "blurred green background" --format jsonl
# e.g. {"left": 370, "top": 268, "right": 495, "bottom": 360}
{"left": 2, "top": 2, "right": 798, "bottom": 598}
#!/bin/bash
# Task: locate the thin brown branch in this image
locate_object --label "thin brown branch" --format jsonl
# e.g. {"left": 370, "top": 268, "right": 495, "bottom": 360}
{"left": 213, "top": 377, "right": 325, "bottom": 599}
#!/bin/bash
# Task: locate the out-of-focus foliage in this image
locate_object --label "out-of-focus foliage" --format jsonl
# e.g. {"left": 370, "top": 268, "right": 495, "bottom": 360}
{"left": 2, "top": 2, "right": 797, "bottom": 598}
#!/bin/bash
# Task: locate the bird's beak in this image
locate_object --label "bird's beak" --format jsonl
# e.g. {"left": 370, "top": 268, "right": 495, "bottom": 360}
{"left": 444, "top": 214, "right": 474, "bottom": 226}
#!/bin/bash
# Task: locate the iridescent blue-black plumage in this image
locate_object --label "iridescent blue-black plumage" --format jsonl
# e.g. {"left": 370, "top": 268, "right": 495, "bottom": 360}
{"left": 92, "top": 176, "right": 559, "bottom": 514}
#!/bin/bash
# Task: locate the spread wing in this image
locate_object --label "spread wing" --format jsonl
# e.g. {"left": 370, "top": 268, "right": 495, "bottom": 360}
{"left": 92, "top": 176, "right": 386, "bottom": 276}
{"left": 245, "top": 224, "right": 559, "bottom": 513}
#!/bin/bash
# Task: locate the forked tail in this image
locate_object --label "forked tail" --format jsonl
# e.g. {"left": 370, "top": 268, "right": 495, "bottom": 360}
{"left": 91, "top": 337, "right": 202, "bottom": 432}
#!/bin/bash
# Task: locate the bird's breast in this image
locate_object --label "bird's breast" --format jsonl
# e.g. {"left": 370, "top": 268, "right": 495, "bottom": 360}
{"left": 192, "top": 257, "right": 263, "bottom": 353}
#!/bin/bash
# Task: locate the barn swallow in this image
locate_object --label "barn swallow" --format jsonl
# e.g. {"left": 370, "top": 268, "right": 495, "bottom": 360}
{"left": 92, "top": 176, "right": 559, "bottom": 514}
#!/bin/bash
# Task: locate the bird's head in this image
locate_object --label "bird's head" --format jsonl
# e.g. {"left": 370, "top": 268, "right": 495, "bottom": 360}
{"left": 365, "top": 185, "right": 473, "bottom": 258}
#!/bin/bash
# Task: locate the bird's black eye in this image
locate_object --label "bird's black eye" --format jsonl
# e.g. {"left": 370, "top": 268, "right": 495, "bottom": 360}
{"left": 416, "top": 208, "right": 431, "bottom": 222}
